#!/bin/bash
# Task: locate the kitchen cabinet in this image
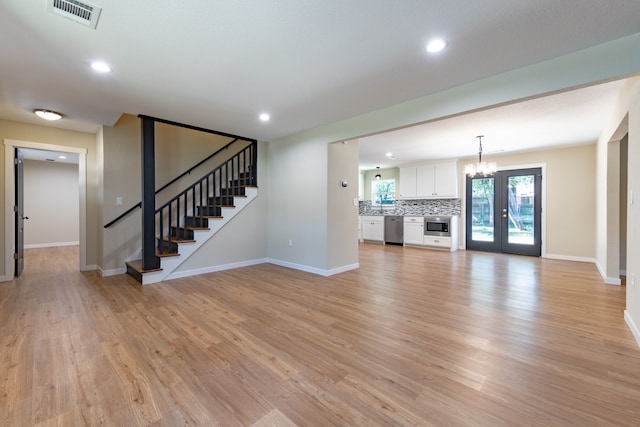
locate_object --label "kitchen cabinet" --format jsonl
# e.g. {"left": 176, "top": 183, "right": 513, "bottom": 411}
{"left": 403, "top": 215, "right": 459, "bottom": 251}
{"left": 399, "top": 167, "right": 417, "bottom": 199}
{"left": 423, "top": 236, "right": 452, "bottom": 249}
{"left": 403, "top": 217, "right": 424, "bottom": 245}
{"left": 360, "top": 216, "right": 384, "bottom": 242}
{"left": 399, "top": 161, "right": 458, "bottom": 199}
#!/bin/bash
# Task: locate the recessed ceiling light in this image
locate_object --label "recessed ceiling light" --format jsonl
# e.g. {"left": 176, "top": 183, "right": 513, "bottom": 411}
{"left": 426, "top": 38, "right": 448, "bottom": 54}
{"left": 259, "top": 113, "right": 270, "bottom": 122}
{"left": 91, "top": 61, "right": 112, "bottom": 73}
{"left": 385, "top": 152, "right": 393, "bottom": 157}
{"left": 33, "top": 109, "right": 63, "bottom": 121}
{"left": 58, "top": 155, "right": 67, "bottom": 159}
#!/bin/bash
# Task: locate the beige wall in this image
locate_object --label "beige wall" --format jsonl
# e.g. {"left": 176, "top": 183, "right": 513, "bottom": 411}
{"left": 0, "top": 119, "right": 98, "bottom": 277}
{"left": 459, "top": 145, "right": 597, "bottom": 259}
{"left": 267, "top": 134, "right": 329, "bottom": 271}
{"left": 23, "top": 159, "right": 79, "bottom": 246}
{"left": 173, "top": 143, "right": 269, "bottom": 273}
{"left": 267, "top": 34, "right": 640, "bottom": 277}
{"left": 595, "top": 77, "right": 640, "bottom": 344}
{"left": 101, "top": 113, "right": 257, "bottom": 272}
{"left": 625, "top": 81, "right": 640, "bottom": 342}
{"left": 327, "top": 140, "right": 359, "bottom": 271}
{"left": 362, "top": 167, "right": 399, "bottom": 202}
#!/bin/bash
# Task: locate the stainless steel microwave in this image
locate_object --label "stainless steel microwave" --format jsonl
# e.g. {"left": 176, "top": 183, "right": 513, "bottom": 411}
{"left": 424, "top": 216, "right": 451, "bottom": 236}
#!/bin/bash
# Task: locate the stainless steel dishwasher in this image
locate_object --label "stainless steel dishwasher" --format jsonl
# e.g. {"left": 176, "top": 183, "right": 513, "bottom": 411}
{"left": 384, "top": 215, "right": 404, "bottom": 245}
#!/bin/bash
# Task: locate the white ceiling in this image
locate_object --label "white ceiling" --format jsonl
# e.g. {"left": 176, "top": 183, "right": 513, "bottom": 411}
{"left": 1, "top": 1, "right": 639, "bottom": 163}
{"left": 358, "top": 79, "right": 627, "bottom": 170}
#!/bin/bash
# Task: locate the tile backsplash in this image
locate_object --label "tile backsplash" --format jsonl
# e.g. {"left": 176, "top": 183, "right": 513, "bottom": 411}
{"left": 359, "top": 199, "right": 461, "bottom": 216}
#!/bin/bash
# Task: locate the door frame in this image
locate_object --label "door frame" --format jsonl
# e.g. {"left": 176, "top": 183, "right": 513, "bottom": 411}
{"left": 461, "top": 162, "right": 547, "bottom": 256}
{"left": 15, "top": 148, "right": 24, "bottom": 277}
{"left": 3, "top": 139, "right": 88, "bottom": 280}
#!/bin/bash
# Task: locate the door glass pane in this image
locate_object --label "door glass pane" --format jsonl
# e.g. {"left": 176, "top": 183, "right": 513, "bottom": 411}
{"left": 507, "top": 175, "right": 534, "bottom": 245}
{"left": 471, "top": 177, "right": 494, "bottom": 242}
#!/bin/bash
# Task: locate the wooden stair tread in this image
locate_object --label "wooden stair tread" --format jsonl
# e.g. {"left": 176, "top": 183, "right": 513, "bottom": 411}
{"left": 126, "top": 260, "right": 163, "bottom": 273}
{"left": 157, "top": 251, "right": 180, "bottom": 258}
{"left": 172, "top": 226, "right": 210, "bottom": 231}
{"left": 159, "top": 237, "right": 196, "bottom": 243}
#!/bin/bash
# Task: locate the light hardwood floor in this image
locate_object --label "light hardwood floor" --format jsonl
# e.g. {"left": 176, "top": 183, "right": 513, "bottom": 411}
{"left": 1, "top": 244, "right": 639, "bottom": 426}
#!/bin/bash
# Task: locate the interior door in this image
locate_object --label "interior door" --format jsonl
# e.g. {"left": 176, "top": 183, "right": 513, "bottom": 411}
{"left": 466, "top": 168, "right": 542, "bottom": 256}
{"left": 14, "top": 148, "right": 25, "bottom": 276}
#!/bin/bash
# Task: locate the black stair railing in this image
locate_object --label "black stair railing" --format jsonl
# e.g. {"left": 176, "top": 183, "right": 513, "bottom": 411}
{"left": 155, "top": 140, "right": 257, "bottom": 254}
{"left": 104, "top": 137, "right": 247, "bottom": 229}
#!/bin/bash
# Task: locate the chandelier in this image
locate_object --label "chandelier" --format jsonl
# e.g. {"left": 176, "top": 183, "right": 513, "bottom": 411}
{"left": 464, "top": 135, "right": 497, "bottom": 177}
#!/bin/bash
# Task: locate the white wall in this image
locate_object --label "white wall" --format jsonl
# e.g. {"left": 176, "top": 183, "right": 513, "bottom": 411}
{"left": 23, "top": 159, "right": 79, "bottom": 247}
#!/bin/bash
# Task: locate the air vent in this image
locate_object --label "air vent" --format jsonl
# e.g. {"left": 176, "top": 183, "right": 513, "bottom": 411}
{"left": 47, "top": 0, "right": 102, "bottom": 29}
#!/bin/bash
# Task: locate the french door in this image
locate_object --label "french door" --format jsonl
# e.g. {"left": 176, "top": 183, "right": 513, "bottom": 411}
{"left": 465, "top": 168, "right": 542, "bottom": 256}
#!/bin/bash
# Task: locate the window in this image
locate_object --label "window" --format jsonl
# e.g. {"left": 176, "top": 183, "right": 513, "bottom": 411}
{"left": 371, "top": 179, "right": 395, "bottom": 206}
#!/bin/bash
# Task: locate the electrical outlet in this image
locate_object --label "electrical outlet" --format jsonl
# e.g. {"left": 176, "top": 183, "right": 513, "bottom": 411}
{"left": 116, "top": 196, "right": 123, "bottom": 206}
{"left": 632, "top": 273, "right": 635, "bottom": 288}
{"left": 288, "top": 239, "right": 293, "bottom": 247}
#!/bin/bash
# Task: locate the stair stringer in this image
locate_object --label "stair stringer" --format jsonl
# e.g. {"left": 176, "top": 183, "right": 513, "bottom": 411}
{"left": 140, "top": 187, "right": 257, "bottom": 284}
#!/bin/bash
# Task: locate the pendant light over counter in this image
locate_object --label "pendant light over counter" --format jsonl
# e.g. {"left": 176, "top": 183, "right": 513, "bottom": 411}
{"left": 374, "top": 166, "right": 382, "bottom": 180}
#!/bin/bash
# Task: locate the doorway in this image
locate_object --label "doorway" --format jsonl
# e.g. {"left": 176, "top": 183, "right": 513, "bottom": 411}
{"left": 465, "top": 168, "right": 542, "bottom": 256}
{"left": 3, "top": 139, "right": 88, "bottom": 281}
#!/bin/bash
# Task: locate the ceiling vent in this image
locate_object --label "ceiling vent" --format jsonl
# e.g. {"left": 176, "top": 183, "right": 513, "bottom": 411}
{"left": 47, "top": 0, "right": 102, "bottom": 29}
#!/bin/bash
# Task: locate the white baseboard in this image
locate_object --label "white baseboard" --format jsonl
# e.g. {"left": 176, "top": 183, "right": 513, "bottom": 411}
{"left": 81, "top": 264, "right": 97, "bottom": 272}
{"left": 99, "top": 266, "right": 126, "bottom": 277}
{"left": 544, "top": 253, "right": 596, "bottom": 263}
{"left": 25, "top": 241, "right": 79, "bottom": 249}
{"left": 267, "top": 258, "right": 359, "bottom": 277}
{"left": 325, "top": 263, "right": 359, "bottom": 276}
{"left": 624, "top": 310, "right": 640, "bottom": 349}
{"left": 0, "top": 275, "right": 10, "bottom": 282}
{"left": 166, "top": 258, "right": 269, "bottom": 281}
{"left": 593, "top": 260, "right": 622, "bottom": 285}
{"left": 545, "top": 255, "right": 621, "bottom": 285}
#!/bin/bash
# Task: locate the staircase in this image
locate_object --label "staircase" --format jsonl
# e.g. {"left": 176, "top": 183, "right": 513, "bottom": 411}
{"left": 126, "top": 176, "right": 257, "bottom": 284}
{"left": 125, "top": 137, "right": 258, "bottom": 285}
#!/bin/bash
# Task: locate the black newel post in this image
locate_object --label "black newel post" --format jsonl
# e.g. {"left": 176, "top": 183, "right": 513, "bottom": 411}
{"left": 141, "top": 116, "right": 160, "bottom": 271}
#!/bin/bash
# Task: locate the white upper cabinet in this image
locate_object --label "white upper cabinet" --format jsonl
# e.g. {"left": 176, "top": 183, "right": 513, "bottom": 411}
{"left": 399, "top": 167, "right": 417, "bottom": 198}
{"left": 399, "top": 161, "right": 458, "bottom": 199}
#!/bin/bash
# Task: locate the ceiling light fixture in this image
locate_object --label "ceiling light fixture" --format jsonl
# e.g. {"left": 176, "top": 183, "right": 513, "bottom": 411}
{"left": 426, "top": 38, "right": 448, "bottom": 54}
{"left": 33, "top": 109, "right": 63, "bottom": 121}
{"left": 259, "top": 113, "right": 270, "bottom": 122}
{"left": 91, "top": 61, "right": 112, "bottom": 73}
{"left": 375, "top": 166, "right": 382, "bottom": 180}
{"left": 465, "top": 135, "right": 497, "bottom": 177}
